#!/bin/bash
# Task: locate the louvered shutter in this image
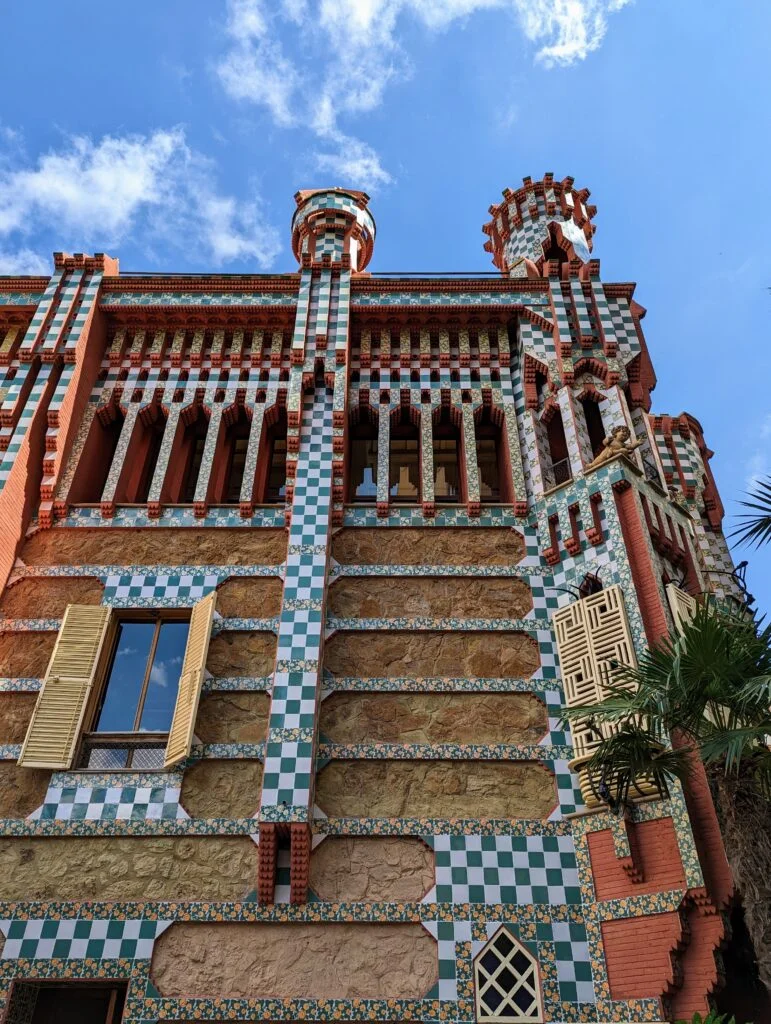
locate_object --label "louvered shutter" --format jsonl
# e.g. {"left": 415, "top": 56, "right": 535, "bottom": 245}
{"left": 17, "top": 604, "right": 113, "bottom": 769}
{"left": 665, "top": 583, "right": 698, "bottom": 635}
{"left": 164, "top": 591, "right": 216, "bottom": 768}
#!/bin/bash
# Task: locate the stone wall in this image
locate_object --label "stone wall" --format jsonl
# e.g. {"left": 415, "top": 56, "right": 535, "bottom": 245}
{"left": 152, "top": 922, "right": 438, "bottom": 999}
{"left": 0, "top": 694, "right": 37, "bottom": 744}
{"left": 0, "top": 764, "right": 50, "bottom": 818}
{"left": 324, "top": 631, "right": 540, "bottom": 679}
{"left": 0, "top": 632, "right": 56, "bottom": 678}
{"left": 0, "top": 837, "right": 258, "bottom": 901}
{"left": 180, "top": 760, "right": 264, "bottom": 819}
{"left": 195, "top": 692, "right": 271, "bottom": 744}
{"left": 309, "top": 837, "right": 434, "bottom": 901}
{"left": 215, "top": 578, "right": 283, "bottom": 618}
{"left": 0, "top": 576, "right": 104, "bottom": 618}
{"left": 320, "top": 692, "right": 547, "bottom": 745}
{"left": 206, "top": 631, "right": 276, "bottom": 678}
{"left": 331, "top": 527, "right": 525, "bottom": 565}
{"left": 20, "top": 528, "right": 288, "bottom": 566}
{"left": 327, "top": 577, "right": 533, "bottom": 619}
{"left": 315, "top": 761, "right": 556, "bottom": 819}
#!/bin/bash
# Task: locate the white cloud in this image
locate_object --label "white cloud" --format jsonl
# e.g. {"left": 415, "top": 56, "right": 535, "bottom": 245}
{"left": 216, "top": 0, "right": 632, "bottom": 187}
{"left": 0, "top": 127, "right": 281, "bottom": 269}
{"left": 745, "top": 413, "right": 771, "bottom": 488}
{"left": 0, "top": 247, "right": 49, "bottom": 275}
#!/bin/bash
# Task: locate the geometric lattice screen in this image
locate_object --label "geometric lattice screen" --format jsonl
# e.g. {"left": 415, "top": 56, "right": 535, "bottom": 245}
{"left": 474, "top": 927, "right": 544, "bottom": 1023}
{"left": 665, "top": 582, "right": 698, "bottom": 636}
{"left": 552, "top": 584, "right": 658, "bottom": 808}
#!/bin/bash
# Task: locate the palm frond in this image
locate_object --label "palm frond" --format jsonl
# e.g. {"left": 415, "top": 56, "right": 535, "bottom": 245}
{"left": 586, "top": 725, "right": 692, "bottom": 807}
{"left": 731, "top": 475, "right": 771, "bottom": 549}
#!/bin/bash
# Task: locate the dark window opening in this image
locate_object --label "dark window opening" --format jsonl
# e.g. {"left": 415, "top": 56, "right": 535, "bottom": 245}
{"left": 9, "top": 980, "right": 129, "bottom": 1024}
{"left": 218, "top": 407, "right": 250, "bottom": 504}
{"left": 263, "top": 410, "right": 288, "bottom": 503}
{"left": 475, "top": 408, "right": 506, "bottom": 502}
{"left": 433, "top": 408, "right": 462, "bottom": 503}
{"left": 81, "top": 615, "right": 189, "bottom": 770}
{"left": 545, "top": 410, "right": 571, "bottom": 487}
{"left": 714, "top": 901, "right": 771, "bottom": 1022}
{"left": 581, "top": 397, "right": 606, "bottom": 457}
{"left": 133, "top": 416, "right": 166, "bottom": 504}
{"left": 180, "top": 410, "right": 209, "bottom": 503}
{"left": 349, "top": 418, "right": 378, "bottom": 501}
{"left": 389, "top": 410, "right": 420, "bottom": 502}
{"left": 68, "top": 407, "right": 124, "bottom": 504}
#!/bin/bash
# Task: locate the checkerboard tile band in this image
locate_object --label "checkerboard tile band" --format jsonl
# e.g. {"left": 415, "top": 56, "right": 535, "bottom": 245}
{"left": 429, "top": 834, "right": 580, "bottom": 905}
{"left": 0, "top": 918, "right": 171, "bottom": 960}
{"left": 102, "top": 572, "right": 220, "bottom": 604}
{"left": 29, "top": 780, "right": 186, "bottom": 822}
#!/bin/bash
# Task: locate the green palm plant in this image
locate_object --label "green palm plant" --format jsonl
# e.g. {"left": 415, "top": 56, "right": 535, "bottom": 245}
{"left": 562, "top": 601, "right": 771, "bottom": 991}
{"left": 732, "top": 476, "right": 771, "bottom": 549}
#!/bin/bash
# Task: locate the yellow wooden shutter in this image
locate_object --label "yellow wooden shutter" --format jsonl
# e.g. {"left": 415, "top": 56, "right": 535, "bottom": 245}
{"left": 665, "top": 583, "right": 698, "bottom": 635}
{"left": 164, "top": 591, "right": 216, "bottom": 769}
{"left": 17, "top": 604, "right": 113, "bottom": 769}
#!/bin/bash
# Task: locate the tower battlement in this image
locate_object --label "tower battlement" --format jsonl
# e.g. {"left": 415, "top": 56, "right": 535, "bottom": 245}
{"left": 483, "top": 172, "right": 597, "bottom": 276}
{"left": 291, "top": 187, "right": 376, "bottom": 271}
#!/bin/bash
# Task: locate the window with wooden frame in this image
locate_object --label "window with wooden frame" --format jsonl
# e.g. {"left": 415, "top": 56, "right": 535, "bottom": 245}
{"left": 474, "top": 927, "right": 544, "bottom": 1023}
{"left": 17, "top": 593, "right": 215, "bottom": 773}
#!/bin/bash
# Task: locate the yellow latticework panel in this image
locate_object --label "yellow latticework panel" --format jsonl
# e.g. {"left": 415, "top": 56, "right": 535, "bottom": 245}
{"left": 553, "top": 585, "right": 638, "bottom": 762}
{"left": 164, "top": 591, "right": 216, "bottom": 769}
{"left": 666, "top": 583, "right": 698, "bottom": 636}
{"left": 17, "top": 605, "right": 113, "bottom": 769}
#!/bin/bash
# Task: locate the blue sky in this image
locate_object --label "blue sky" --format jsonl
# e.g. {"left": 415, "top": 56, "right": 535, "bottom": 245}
{"left": 1, "top": 0, "right": 769, "bottom": 611}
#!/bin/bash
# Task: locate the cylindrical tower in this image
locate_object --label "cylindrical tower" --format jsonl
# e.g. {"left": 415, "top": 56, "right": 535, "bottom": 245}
{"left": 291, "top": 187, "right": 376, "bottom": 271}
{"left": 483, "top": 172, "right": 597, "bottom": 276}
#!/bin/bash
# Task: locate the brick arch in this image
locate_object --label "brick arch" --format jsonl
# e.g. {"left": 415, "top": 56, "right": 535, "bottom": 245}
{"left": 390, "top": 404, "right": 421, "bottom": 428}
{"left": 523, "top": 353, "right": 550, "bottom": 410}
{"left": 573, "top": 357, "right": 611, "bottom": 386}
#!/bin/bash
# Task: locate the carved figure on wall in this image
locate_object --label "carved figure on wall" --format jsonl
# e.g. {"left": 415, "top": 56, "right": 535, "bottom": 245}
{"left": 585, "top": 425, "right": 642, "bottom": 472}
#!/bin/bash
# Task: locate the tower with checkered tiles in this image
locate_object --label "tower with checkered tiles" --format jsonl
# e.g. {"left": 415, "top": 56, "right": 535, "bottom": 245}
{"left": 0, "top": 177, "right": 739, "bottom": 1023}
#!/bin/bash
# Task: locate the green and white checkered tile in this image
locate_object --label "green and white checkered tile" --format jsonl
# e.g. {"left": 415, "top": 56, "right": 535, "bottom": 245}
{"left": 29, "top": 777, "right": 186, "bottom": 822}
{"left": 0, "top": 918, "right": 171, "bottom": 960}
{"left": 420, "top": 919, "right": 470, "bottom": 1001}
{"left": 550, "top": 758, "right": 586, "bottom": 818}
{"left": 428, "top": 835, "right": 580, "bottom": 905}
{"left": 102, "top": 572, "right": 220, "bottom": 604}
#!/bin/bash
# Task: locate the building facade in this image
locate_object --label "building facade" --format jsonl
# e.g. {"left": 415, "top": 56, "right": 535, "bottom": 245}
{"left": 0, "top": 176, "right": 738, "bottom": 1023}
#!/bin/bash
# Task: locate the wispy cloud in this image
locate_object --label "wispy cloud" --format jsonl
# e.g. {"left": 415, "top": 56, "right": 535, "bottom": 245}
{"left": 0, "top": 247, "right": 50, "bottom": 275}
{"left": 745, "top": 413, "right": 771, "bottom": 488}
{"left": 0, "top": 127, "right": 281, "bottom": 269}
{"left": 216, "top": 0, "right": 632, "bottom": 188}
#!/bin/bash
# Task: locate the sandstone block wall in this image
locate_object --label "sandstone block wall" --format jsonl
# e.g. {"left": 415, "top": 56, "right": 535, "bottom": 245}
{"left": 195, "top": 692, "right": 271, "bottom": 744}
{"left": 0, "top": 632, "right": 56, "bottom": 678}
{"left": 0, "top": 693, "right": 37, "bottom": 744}
{"left": 0, "top": 837, "right": 259, "bottom": 901}
{"left": 206, "top": 631, "right": 277, "bottom": 678}
{"left": 0, "top": 764, "right": 50, "bottom": 818}
{"left": 327, "top": 576, "right": 533, "bottom": 620}
{"left": 309, "top": 837, "right": 434, "bottom": 902}
{"left": 152, "top": 922, "right": 438, "bottom": 999}
{"left": 324, "top": 631, "right": 540, "bottom": 679}
{"left": 0, "top": 576, "right": 104, "bottom": 618}
{"left": 320, "top": 692, "right": 547, "bottom": 745}
{"left": 20, "top": 528, "right": 288, "bottom": 566}
{"left": 180, "top": 760, "right": 264, "bottom": 819}
{"left": 331, "top": 527, "right": 525, "bottom": 565}
{"left": 315, "top": 760, "right": 556, "bottom": 819}
{"left": 215, "top": 577, "right": 283, "bottom": 618}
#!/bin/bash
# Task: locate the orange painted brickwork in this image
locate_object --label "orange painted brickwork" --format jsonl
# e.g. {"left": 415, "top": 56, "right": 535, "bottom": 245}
{"left": 602, "top": 912, "right": 682, "bottom": 1002}
{"left": 588, "top": 819, "right": 686, "bottom": 901}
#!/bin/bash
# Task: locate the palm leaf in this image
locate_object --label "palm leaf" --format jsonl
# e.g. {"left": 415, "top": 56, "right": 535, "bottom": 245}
{"left": 731, "top": 475, "right": 771, "bottom": 549}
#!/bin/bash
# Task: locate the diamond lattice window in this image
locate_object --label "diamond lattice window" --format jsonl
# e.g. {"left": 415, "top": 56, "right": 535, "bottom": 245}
{"left": 474, "top": 928, "right": 544, "bottom": 1023}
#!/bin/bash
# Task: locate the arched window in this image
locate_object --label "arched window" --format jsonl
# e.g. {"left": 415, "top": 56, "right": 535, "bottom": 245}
{"left": 433, "top": 407, "right": 462, "bottom": 503}
{"left": 474, "top": 928, "right": 543, "bottom": 1023}
{"left": 349, "top": 411, "right": 378, "bottom": 501}
{"left": 389, "top": 408, "right": 420, "bottom": 502}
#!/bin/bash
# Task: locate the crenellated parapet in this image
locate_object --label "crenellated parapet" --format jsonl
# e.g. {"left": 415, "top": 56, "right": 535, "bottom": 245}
{"left": 291, "top": 188, "right": 376, "bottom": 271}
{"left": 483, "top": 172, "right": 597, "bottom": 277}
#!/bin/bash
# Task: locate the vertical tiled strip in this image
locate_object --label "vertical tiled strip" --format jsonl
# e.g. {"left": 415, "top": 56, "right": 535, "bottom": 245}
{"left": 100, "top": 403, "right": 138, "bottom": 507}
{"left": 18, "top": 270, "right": 64, "bottom": 357}
{"left": 39, "top": 270, "right": 84, "bottom": 358}
{"left": 377, "top": 405, "right": 390, "bottom": 507}
{"left": 147, "top": 405, "right": 181, "bottom": 505}
{"left": 240, "top": 404, "right": 266, "bottom": 506}
{"left": 420, "top": 402, "right": 434, "bottom": 509}
{"left": 193, "top": 404, "right": 223, "bottom": 506}
{"left": 0, "top": 364, "right": 55, "bottom": 492}
{"left": 569, "top": 276, "right": 592, "bottom": 343}
{"left": 260, "top": 386, "right": 334, "bottom": 821}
